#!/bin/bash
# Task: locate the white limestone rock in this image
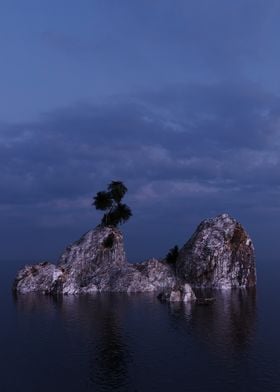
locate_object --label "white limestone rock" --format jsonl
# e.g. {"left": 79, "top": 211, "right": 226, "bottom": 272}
{"left": 14, "top": 262, "right": 63, "bottom": 294}
{"left": 158, "top": 283, "right": 196, "bottom": 302}
{"left": 13, "top": 213, "right": 257, "bottom": 295}
{"left": 57, "top": 226, "right": 127, "bottom": 294}
{"left": 14, "top": 226, "right": 177, "bottom": 294}
{"left": 176, "top": 213, "right": 256, "bottom": 289}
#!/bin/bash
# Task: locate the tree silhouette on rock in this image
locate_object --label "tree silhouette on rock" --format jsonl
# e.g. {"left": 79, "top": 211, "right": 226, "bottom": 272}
{"left": 165, "top": 245, "right": 179, "bottom": 264}
{"left": 93, "top": 181, "right": 132, "bottom": 227}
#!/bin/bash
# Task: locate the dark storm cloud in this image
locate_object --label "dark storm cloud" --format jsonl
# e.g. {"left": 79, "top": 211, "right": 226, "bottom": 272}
{"left": 2, "top": 81, "right": 280, "bottom": 211}
{"left": 2, "top": 80, "right": 280, "bottom": 259}
{"left": 140, "top": 82, "right": 280, "bottom": 149}
{"left": 2, "top": 1, "right": 280, "bottom": 262}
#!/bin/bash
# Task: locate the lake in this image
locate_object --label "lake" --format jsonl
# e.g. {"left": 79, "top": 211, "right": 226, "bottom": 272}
{"left": 1, "top": 260, "right": 279, "bottom": 391}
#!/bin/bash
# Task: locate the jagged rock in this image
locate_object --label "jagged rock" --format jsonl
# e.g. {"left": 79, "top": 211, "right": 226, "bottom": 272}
{"left": 13, "top": 213, "right": 257, "bottom": 295}
{"left": 176, "top": 214, "right": 256, "bottom": 289}
{"left": 125, "top": 258, "right": 177, "bottom": 293}
{"left": 57, "top": 226, "right": 127, "bottom": 294}
{"left": 14, "top": 226, "right": 177, "bottom": 294}
{"left": 158, "top": 283, "right": 196, "bottom": 302}
{"left": 13, "top": 262, "right": 63, "bottom": 294}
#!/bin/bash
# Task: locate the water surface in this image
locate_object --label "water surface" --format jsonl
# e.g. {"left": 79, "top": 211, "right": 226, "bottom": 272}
{"left": 1, "top": 261, "right": 279, "bottom": 391}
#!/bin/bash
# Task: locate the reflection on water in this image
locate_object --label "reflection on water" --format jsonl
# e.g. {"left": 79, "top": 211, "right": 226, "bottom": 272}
{"left": 13, "top": 290, "right": 258, "bottom": 391}
{"left": 168, "top": 289, "right": 257, "bottom": 353}
{"left": 14, "top": 293, "right": 134, "bottom": 391}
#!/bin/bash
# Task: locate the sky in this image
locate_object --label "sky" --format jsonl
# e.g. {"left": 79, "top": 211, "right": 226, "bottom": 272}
{"left": 1, "top": 0, "right": 280, "bottom": 262}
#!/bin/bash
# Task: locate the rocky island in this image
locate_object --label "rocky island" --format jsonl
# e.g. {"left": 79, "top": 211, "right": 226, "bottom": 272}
{"left": 13, "top": 181, "right": 256, "bottom": 301}
{"left": 14, "top": 213, "right": 256, "bottom": 301}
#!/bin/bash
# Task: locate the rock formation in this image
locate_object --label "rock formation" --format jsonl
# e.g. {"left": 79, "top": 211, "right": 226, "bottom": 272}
{"left": 176, "top": 213, "right": 256, "bottom": 289}
{"left": 14, "top": 213, "right": 256, "bottom": 298}
{"left": 14, "top": 226, "right": 177, "bottom": 295}
{"left": 158, "top": 283, "right": 196, "bottom": 302}
{"left": 14, "top": 262, "right": 63, "bottom": 294}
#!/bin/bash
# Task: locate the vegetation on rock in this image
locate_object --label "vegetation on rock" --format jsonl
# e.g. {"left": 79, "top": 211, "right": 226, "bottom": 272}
{"left": 166, "top": 245, "right": 179, "bottom": 264}
{"left": 93, "top": 181, "right": 132, "bottom": 227}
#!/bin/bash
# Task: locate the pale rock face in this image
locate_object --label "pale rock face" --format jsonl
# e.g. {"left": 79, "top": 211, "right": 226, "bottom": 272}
{"left": 14, "top": 214, "right": 257, "bottom": 296}
{"left": 126, "top": 259, "right": 177, "bottom": 293}
{"left": 13, "top": 262, "right": 63, "bottom": 294}
{"left": 57, "top": 226, "right": 127, "bottom": 294}
{"left": 158, "top": 283, "right": 196, "bottom": 302}
{"left": 14, "top": 226, "right": 177, "bottom": 294}
{"left": 176, "top": 214, "right": 256, "bottom": 289}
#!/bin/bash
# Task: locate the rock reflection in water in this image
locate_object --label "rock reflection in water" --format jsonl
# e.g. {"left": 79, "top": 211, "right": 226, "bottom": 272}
{"left": 14, "top": 289, "right": 256, "bottom": 391}
{"left": 14, "top": 293, "right": 133, "bottom": 391}
{"left": 168, "top": 288, "right": 257, "bottom": 354}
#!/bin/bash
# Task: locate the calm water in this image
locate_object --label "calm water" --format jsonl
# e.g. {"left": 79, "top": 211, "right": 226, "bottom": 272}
{"left": 1, "top": 261, "right": 280, "bottom": 392}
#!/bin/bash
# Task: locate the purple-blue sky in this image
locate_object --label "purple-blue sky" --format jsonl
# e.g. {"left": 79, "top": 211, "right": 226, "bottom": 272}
{"left": 2, "top": 0, "right": 280, "bottom": 261}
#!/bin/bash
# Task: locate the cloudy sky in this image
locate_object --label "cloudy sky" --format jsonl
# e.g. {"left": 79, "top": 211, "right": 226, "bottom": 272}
{"left": 2, "top": 0, "right": 280, "bottom": 262}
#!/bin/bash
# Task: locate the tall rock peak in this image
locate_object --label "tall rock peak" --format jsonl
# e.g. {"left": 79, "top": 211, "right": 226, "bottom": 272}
{"left": 176, "top": 213, "right": 256, "bottom": 289}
